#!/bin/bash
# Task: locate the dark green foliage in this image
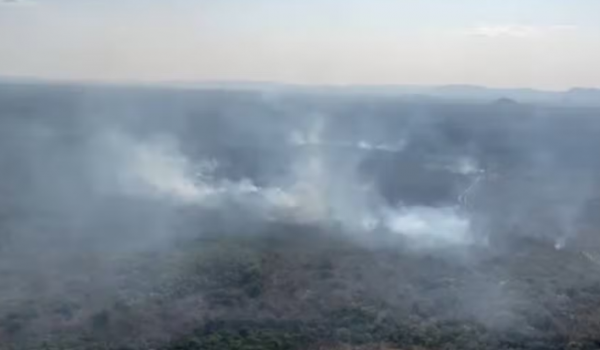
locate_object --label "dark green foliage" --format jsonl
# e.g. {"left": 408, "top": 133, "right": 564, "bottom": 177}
{"left": 91, "top": 310, "right": 111, "bottom": 331}
{"left": 3, "top": 233, "right": 600, "bottom": 350}
{"left": 170, "top": 321, "right": 307, "bottom": 350}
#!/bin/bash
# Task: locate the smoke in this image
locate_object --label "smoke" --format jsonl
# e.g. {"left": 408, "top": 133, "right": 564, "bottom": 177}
{"left": 81, "top": 112, "right": 482, "bottom": 253}
{"left": 266, "top": 116, "right": 483, "bottom": 248}
{"left": 3, "top": 83, "right": 600, "bottom": 348}
{"left": 94, "top": 130, "right": 208, "bottom": 202}
{"left": 384, "top": 205, "right": 473, "bottom": 246}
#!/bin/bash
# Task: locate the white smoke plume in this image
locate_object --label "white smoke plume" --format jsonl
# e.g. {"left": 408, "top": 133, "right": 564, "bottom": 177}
{"left": 86, "top": 115, "right": 486, "bottom": 252}
{"left": 284, "top": 118, "right": 482, "bottom": 248}
{"left": 383, "top": 205, "right": 474, "bottom": 246}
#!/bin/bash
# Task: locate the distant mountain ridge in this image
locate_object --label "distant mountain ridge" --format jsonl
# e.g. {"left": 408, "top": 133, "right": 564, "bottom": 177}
{"left": 1, "top": 76, "right": 599, "bottom": 106}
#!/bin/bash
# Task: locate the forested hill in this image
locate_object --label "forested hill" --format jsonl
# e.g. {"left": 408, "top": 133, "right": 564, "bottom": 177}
{"left": 1, "top": 82, "right": 600, "bottom": 349}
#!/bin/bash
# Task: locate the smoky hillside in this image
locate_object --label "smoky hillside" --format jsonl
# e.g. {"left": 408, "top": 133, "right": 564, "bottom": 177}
{"left": 2, "top": 82, "right": 600, "bottom": 350}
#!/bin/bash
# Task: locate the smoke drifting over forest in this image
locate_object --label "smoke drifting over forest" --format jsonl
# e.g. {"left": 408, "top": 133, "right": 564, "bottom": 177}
{"left": 1, "top": 82, "right": 600, "bottom": 349}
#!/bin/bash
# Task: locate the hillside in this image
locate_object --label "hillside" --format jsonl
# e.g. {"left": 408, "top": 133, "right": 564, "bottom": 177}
{"left": 1, "top": 82, "right": 600, "bottom": 349}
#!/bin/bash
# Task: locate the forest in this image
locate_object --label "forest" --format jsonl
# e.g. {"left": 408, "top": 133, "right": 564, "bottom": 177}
{"left": 1, "top": 82, "right": 600, "bottom": 349}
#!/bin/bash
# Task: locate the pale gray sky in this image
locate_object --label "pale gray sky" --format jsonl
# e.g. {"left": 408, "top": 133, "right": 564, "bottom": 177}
{"left": 1, "top": 0, "right": 599, "bottom": 89}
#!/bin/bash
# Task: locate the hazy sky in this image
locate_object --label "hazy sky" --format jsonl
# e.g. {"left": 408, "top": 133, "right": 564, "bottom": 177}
{"left": 1, "top": 0, "right": 599, "bottom": 89}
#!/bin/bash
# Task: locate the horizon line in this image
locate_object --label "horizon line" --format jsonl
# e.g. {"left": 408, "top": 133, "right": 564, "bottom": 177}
{"left": 0, "top": 74, "right": 598, "bottom": 94}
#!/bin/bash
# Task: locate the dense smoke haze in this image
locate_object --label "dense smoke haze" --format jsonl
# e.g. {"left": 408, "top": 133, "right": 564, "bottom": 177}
{"left": 1, "top": 82, "right": 600, "bottom": 349}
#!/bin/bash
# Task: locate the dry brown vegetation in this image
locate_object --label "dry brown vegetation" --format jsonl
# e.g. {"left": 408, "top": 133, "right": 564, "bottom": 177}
{"left": 3, "top": 227, "right": 600, "bottom": 350}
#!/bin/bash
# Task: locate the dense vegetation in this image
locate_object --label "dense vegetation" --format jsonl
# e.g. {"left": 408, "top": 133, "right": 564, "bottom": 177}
{"left": 3, "top": 227, "right": 600, "bottom": 349}
{"left": 2, "top": 82, "right": 600, "bottom": 349}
